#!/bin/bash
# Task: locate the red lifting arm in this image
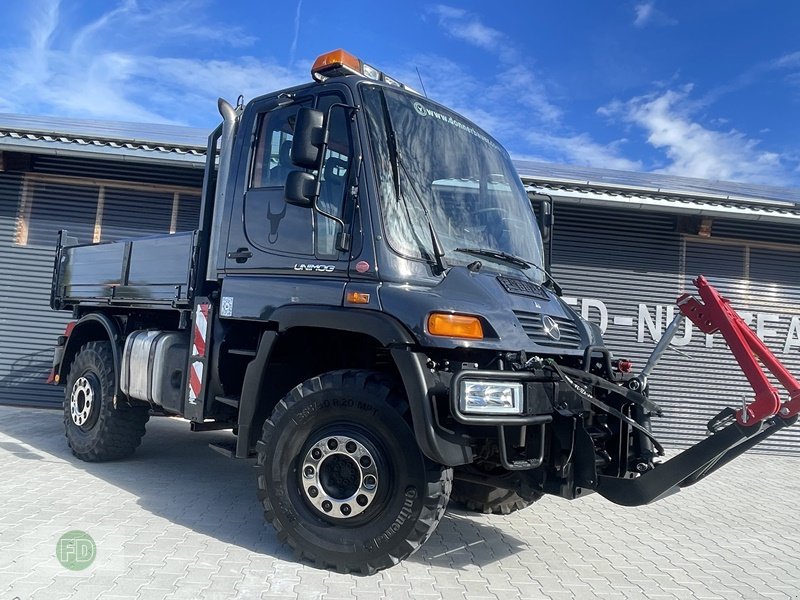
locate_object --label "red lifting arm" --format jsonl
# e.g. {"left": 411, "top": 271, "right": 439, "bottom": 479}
{"left": 677, "top": 275, "right": 800, "bottom": 425}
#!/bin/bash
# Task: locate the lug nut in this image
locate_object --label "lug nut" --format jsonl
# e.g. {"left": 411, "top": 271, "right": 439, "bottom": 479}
{"left": 308, "top": 486, "right": 319, "bottom": 498}
{"left": 345, "top": 441, "right": 357, "bottom": 453}
{"left": 363, "top": 475, "right": 377, "bottom": 490}
{"left": 304, "top": 465, "right": 315, "bottom": 478}
{"left": 356, "top": 494, "right": 368, "bottom": 507}
{"left": 341, "top": 504, "right": 351, "bottom": 515}
{"left": 327, "top": 438, "right": 338, "bottom": 450}
{"left": 321, "top": 500, "right": 332, "bottom": 512}
{"left": 360, "top": 455, "right": 372, "bottom": 468}
{"left": 311, "top": 448, "right": 322, "bottom": 460}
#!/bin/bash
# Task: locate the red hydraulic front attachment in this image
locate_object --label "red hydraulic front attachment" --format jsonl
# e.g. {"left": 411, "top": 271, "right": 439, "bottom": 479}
{"left": 594, "top": 275, "right": 799, "bottom": 507}
{"left": 678, "top": 275, "right": 800, "bottom": 426}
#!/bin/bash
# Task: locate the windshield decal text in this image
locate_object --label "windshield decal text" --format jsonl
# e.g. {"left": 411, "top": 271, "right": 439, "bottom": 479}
{"left": 412, "top": 102, "right": 501, "bottom": 151}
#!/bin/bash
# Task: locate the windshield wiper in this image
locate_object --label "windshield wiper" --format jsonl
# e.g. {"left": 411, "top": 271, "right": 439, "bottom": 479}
{"left": 378, "top": 93, "right": 447, "bottom": 275}
{"left": 454, "top": 247, "right": 563, "bottom": 295}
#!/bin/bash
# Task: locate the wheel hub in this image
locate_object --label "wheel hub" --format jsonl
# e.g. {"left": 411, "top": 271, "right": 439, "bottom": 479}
{"left": 300, "top": 435, "right": 379, "bottom": 519}
{"left": 70, "top": 377, "right": 95, "bottom": 427}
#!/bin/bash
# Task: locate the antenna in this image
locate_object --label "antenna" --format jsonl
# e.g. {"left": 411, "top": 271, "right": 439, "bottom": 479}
{"left": 415, "top": 67, "right": 428, "bottom": 98}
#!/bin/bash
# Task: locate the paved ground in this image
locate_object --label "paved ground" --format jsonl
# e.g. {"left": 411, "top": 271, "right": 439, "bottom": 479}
{"left": 0, "top": 405, "right": 799, "bottom": 600}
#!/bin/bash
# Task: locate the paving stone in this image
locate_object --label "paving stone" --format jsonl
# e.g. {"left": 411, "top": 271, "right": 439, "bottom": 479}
{"left": 3, "top": 406, "right": 800, "bottom": 600}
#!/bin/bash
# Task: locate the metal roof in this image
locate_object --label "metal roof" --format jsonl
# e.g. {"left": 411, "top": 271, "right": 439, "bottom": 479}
{"left": 0, "top": 113, "right": 209, "bottom": 166}
{"left": 514, "top": 159, "right": 800, "bottom": 223}
{"left": 0, "top": 112, "right": 798, "bottom": 221}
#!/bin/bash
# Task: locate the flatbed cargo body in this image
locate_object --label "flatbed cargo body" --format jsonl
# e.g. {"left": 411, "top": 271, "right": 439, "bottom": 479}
{"left": 52, "top": 230, "right": 199, "bottom": 309}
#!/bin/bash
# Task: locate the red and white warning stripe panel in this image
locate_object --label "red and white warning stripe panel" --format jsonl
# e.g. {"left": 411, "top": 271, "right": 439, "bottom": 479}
{"left": 188, "top": 303, "right": 210, "bottom": 405}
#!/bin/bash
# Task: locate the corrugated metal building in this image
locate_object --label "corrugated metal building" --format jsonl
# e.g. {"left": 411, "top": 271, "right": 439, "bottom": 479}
{"left": 0, "top": 115, "right": 207, "bottom": 407}
{"left": 1, "top": 114, "right": 798, "bottom": 454}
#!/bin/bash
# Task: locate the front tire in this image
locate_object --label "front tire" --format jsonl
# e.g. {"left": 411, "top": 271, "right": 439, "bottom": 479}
{"left": 63, "top": 341, "right": 149, "bottom": 462}
{"left": 256, "top": 370, "right": 452, "bottom": 574}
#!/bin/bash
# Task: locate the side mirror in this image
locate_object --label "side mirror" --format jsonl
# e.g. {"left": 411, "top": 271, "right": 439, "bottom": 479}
{"left": 291, "top": 108, "right": 325, "bottom": 169}
{"left": 285, "top": 170, "right": 317, "bottom": 208}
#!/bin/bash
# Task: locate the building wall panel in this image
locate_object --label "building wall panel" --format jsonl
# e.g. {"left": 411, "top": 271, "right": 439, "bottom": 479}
{"left": 0, "top": 157, "right": 202, "bottom": 408}
{"left": 551, "top": 205, "right": 800, "bottom": 454}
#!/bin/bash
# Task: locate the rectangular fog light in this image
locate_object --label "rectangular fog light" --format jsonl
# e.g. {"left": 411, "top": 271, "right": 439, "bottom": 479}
{"left": 459, "top": 380, "right": 523, "bottom": 415}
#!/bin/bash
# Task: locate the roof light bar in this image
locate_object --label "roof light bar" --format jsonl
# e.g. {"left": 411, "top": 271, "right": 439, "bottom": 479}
{"left": 311, "top": 49, "right": 419, "bottom": 93}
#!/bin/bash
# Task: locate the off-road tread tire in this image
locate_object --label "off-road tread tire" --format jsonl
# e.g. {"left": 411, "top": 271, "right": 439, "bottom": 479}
{"left": 451, "top": 480, "right": 542, "bottom": 515}
{"left": 256, "top": 369, "right": 452, "bottom": 575}
{"left": 64, "top": 341, "right": 149, "bottom": 462}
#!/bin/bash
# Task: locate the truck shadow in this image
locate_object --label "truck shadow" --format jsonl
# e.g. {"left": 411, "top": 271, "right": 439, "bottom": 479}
{"left": 0, "top": 406, "right": 527, "bottom": 572}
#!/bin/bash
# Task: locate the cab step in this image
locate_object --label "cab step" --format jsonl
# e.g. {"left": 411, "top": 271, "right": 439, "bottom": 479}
{"left": 228, "top": 348, "right": 257, "bottom": 357}
{"left": 208, "top": 439, "right": 256, "bottom": 459}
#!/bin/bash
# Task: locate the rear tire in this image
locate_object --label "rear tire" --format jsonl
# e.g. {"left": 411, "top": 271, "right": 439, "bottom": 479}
{"left": 63, "top": 341, "right": 149, "bottom": 462}
{"left": 256, "top": 369, "right": 452, "bottom": 574}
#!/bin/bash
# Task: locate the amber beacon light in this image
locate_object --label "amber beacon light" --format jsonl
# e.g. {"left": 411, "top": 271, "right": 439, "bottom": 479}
{"left": 427, "top": 313, "right": 484, "bottom": 339}
{"left": 311, "top": 49, "right": 418, "bottom": 92}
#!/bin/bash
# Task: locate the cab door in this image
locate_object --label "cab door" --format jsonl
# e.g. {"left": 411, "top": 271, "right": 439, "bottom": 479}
{"left": 221, "top": 87, "right": 358, "bottom": 321}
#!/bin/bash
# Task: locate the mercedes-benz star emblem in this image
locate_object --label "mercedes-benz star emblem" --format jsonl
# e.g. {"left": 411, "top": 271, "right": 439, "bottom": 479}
{"left": 542, "top": 315, "right": 561, "bottom": 341}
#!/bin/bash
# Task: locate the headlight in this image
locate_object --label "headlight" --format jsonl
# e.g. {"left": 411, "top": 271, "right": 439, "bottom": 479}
{"left": 459, "top": 380, "right": 523, "bottom": 415}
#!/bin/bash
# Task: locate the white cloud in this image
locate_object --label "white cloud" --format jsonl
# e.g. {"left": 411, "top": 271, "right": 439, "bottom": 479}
{"left": 419, "top": 6, "right": 642, "bottom": 170}
{"left": 772, "top": 51, "right": 800, "bottom": 69}
{"left": 419, "top": 12, "right": 552, "bottom": 126}
{"left": 536, "top": 133, "right": 643, "bottom": 171}
{"left": 393, "top": 54, "right": 636, "bottom": 170}
{"left": 603, "top": 87, "right": 791, "bottom": 184}
{"left": 289, "top": 0, "right": 304, "bottom": 68}
{"left": 633, "top": 2, "right": 655, "bottom": 27}
{"left": 428, "top": 5, "right": 507, "bottom": 54}
{"left": 633, "top": 1, "right": 677, "bottom": 28}
{"left": 0, "top": 1, "right": 300, "bottom": 126}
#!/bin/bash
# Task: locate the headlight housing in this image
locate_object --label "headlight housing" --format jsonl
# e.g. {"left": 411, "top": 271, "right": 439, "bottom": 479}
{"left": 458, "top": 380, "right": 523, "bottom": 415}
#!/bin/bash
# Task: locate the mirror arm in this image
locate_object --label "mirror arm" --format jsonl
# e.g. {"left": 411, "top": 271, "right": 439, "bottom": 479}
{"left": 308, "top": 103, "right": 359, "bottom": 252}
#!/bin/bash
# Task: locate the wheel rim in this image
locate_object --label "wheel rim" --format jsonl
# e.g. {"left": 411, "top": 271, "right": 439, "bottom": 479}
{"left": 70, "top": 376, "right": 96, "bottom": 428}
{"left": 300, "top": 434, "right": 379, "bottom": 520}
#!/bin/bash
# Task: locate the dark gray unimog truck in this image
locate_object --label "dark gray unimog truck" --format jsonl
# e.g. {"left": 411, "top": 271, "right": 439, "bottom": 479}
{"left": 49, "top": 49, "right": 800, "bottom": 574}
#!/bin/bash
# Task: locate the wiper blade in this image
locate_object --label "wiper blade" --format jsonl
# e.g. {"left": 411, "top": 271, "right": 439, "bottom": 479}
{"left": 454, "top": 247, "right": 563, "bottom": 295}
{"left": 378, "top": 92, "right": 447, "bottom": 275}
{"left": 455, "top": 247, "right": 531, "bottom": 269}
{"left": 396, "top": 156, "right": 447, "bottom": 275}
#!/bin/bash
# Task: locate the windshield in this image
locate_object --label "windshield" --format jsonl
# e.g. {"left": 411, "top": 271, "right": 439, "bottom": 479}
{"left": 361, "top": 84, "right": 544, "bottom": 281}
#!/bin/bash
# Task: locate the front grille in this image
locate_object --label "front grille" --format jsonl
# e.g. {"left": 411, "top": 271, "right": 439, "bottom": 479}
{"left": 513, "top": 310, "right": 583, "bottom": 349}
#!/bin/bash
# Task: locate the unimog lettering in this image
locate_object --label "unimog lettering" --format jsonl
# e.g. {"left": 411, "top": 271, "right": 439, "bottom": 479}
{"left": 293, "top": 264, "right": 335, "bottom": 272}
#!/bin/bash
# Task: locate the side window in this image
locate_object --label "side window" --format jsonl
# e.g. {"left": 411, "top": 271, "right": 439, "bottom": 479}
{"left": 243, "top": 95, "right": 354, "bottom": 260}
{"left": 251, "top": 108, "right": 301, "bottom": 189}
{"left": 244, "top": 102, "right": 313, "bottom": 256}
{"left": 315, "top": 94, "right": 354, "bottom": 258}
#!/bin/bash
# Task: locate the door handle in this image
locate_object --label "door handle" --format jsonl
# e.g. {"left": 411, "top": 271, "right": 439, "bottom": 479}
{"left": 227, "top": 247, "right": 253, "bottom": 263}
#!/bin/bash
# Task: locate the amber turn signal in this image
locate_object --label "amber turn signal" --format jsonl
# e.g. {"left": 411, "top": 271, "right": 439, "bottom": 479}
{"left": 346, "top": 291, "right": 370, "bottom": 304}
{"left": 427, "top": 313, "right": 484, "bottom": 339}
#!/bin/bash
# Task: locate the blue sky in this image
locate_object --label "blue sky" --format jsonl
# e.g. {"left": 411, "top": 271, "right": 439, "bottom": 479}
{"left": 1, "top": 1, "right": 799, "bottom": 187}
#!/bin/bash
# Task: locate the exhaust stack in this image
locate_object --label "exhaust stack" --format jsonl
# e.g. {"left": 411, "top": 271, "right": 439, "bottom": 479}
{"left": 206, "top": 97, "right": 241, "bottom": 281}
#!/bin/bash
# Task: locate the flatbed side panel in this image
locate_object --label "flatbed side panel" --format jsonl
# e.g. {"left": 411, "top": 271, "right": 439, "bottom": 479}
{"left": 57, "top": 231, "right": 197, "bottom": 306}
